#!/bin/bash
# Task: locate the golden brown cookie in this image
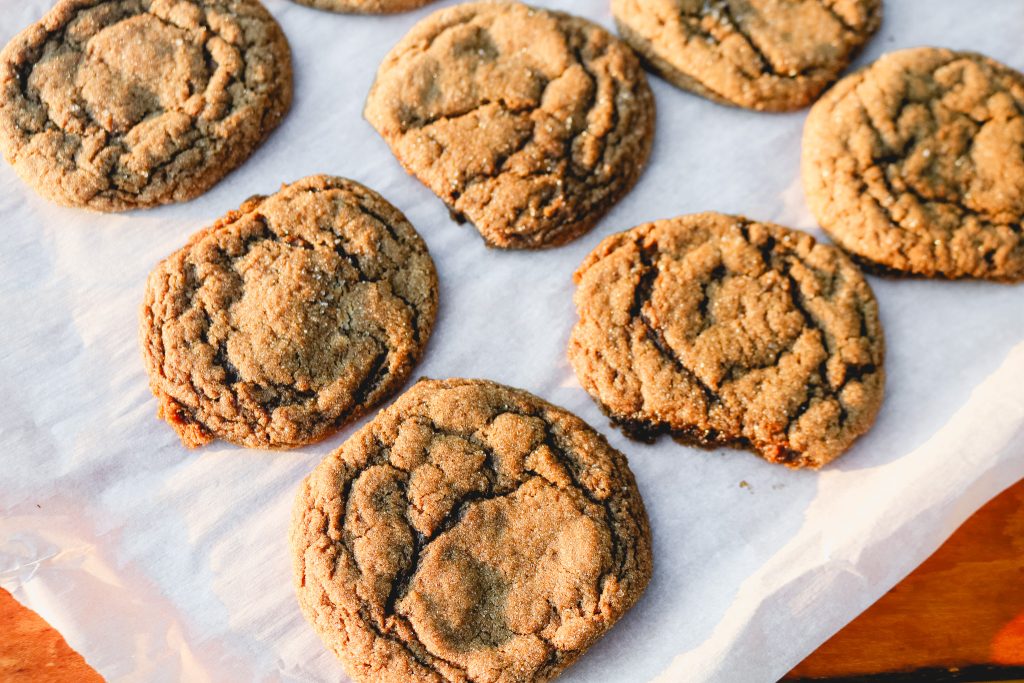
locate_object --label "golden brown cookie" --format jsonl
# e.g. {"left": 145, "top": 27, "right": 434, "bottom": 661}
{"left": 803, "top": 47, "right": 1024, "bottom": 281}
{"left": 140, "top": 175, "right": 438, "bottom": 450}
{"left": 289, "top": 0, "right": 434, "bottom": 13}
{"left": 612, "top": 0, "right": 881, "bottom": 111}
{"left": 568, "top": 213, "right": 885, "bottom": 469}
{"left": 0, "top": 0, "right": 292, "bottom": 211}
{"left": 364, "top": 1, "right": 655, "bottom": 249}
{"left": 291, "top": 378, "right": 652, "bottom": 683}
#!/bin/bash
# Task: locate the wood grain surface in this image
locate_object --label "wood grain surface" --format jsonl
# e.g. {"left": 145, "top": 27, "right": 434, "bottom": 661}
{"left": 788, "top": 478, "right": 1024, "bottom": 680}
{"left": 2, "top": 479, "right": 1022, "bottom": 682}
{"left": 0, "top": 590, "right": 102, "bottom": 683}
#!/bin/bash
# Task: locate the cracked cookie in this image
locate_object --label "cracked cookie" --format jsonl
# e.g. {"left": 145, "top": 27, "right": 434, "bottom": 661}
{"left": 803, "top": 47, "right": 1024, "bottom": 281}
{"left": 612, "top": 0, "right": 881, "bottom": 111}
{"left": 290, "top": 377, "right": 652, "bottom": 683}
{"left": 364, "top": 1, "right": 655, "bottom": 249}
{"left": 289, "top": 0, "right": 434, "bottom": 14}
{"left": 140, "top": 175, "right": 438, "bottom": 449}
{"left": 568, "top": 212, "right": 885, "bottom": 469}
{"left": 0, "top": 0, "right": 292, "bottom": 211}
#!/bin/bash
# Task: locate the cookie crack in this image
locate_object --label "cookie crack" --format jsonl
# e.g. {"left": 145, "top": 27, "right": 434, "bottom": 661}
{"left": 816, "top": 0, "right": 861, "bottom": 34}
{"left": 712, "top": 1, "right": 779, "bottom": 77}
{"left": 408, "top": 97, "right": 538, "bottom": 132}
{"left": 778, "top": 266, "right": 840, "bottom": 423}
{"left": 372, "top": 6, "right": 651, "bottom": 248}
{"left": 672, "top": 0, "right": 873, "bottom": 84}
{"left": 535, "top": 422, "right": 625, "bottom": 624}
{"left": 334, "top": 403, "right": 630, "bottom": 678}
{"left": 214, "top": 206, "right": 413, "bottom": 412}
{"left": 620, "top": 224, "right": 873, "bottom": 459}
{"left": 628, "top": 238, "right": 720, "bottom": 412}
{"left": 826, "top": 56, "right": 1024, "bottom": 275}
{"left": 6, "top": 0, "right": 289, "bottom": 207}
{"left": 153, "top": 198, "right": 416, "bottom": 443}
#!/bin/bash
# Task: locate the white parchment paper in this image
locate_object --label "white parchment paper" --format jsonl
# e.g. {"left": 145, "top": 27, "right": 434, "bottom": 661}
{"left": 2, "top": 1, "right": 1023, "bottom": 681}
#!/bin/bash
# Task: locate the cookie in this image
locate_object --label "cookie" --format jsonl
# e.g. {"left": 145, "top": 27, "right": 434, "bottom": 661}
{"left": 803, "top": 47, "right": 1024, "bottom": 281}
{"left": 290, "top": 378, "right": 652, "bottom": 683}
{"left": 568, "top": 213, "right": 885, "bottom": 469}
{"left": 0, "top": 0, "right": 292, "bottom": 211}
{"left": 289, "top": 0, "right": 434, "bottom": 13}
{"left": 611, "top": 0, "right": 881, "bottom": 112}
{"left": 140, "top": 175, "right": 438, "bottom": 450}
{"left": 364, "top": 1, "right": 655, "bottom": 249}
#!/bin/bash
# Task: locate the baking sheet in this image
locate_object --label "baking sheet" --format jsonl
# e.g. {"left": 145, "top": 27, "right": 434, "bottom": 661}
{"left": 1, "top": 1, "right": 1023, "bottom": 681}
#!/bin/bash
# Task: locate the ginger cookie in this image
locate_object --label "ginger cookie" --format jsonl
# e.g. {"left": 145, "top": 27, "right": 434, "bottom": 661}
{"left": 364, "top": 1, "right": 655, "bottom": 249}
{"left": 0, "top": 0, "right": 292, "bottom": 211}
{"left": 290, "top": 377, "right": 652, "bottom": 683}
{"left": 803, "top": 47, "right": 1024, "bottom": 281}
{"left": 611, "top": 0, "right": 881, "bottom": 111}
{"left": 568, "top": 213, "right": 885, "bottom": 469}
{"left": 289, "top": 0, "right": 434, "bottom": 13}
{"left": 140, "top": 175, "right": 438, "bottom": 450}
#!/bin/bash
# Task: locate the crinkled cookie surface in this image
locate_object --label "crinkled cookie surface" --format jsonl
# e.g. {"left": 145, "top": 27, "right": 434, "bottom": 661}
{"left": 365, "top": 1, "right": 655, "bottom": 248}
{"left": 291, "top": 378, "right": 652, "bottom": 682}
{"left": 0, "top": 0, "right": 292, "bottom": 210}
{"left": 612, "top": 0, "right": 881, "bottom": 111}
{"left": 141, "top": 175, "right": 438, "bottom": 449}
{"left": 569, "top": 212, "right": 885, "bottom": 469}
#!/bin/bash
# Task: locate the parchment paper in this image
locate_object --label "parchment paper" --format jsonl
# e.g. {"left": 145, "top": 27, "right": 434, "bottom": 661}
{"left": 2, "top": 1, "right": 1023, "bottom": 681}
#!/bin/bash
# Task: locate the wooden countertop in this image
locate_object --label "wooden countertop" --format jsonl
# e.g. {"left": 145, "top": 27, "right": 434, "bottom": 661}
{"left": 787, "top": 478, "right": 1024, "bottom": 681}
{"left": 3, "top": 479, "right": 1023, "bottom": 682}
